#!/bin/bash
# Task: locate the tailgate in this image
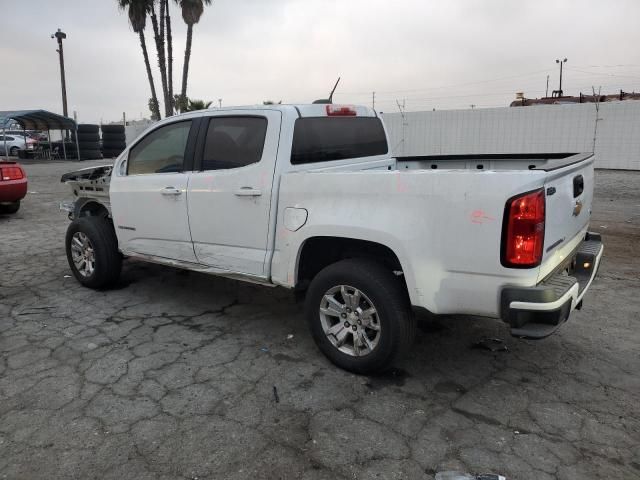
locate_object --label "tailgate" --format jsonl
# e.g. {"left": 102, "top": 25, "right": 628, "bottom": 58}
{"left": 539, "top": 153, "right": 595, "bottom": 280}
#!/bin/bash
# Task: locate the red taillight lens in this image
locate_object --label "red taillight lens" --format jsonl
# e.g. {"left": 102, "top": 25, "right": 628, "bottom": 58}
{"left": 326, "top": 104, "right": 357, "bottom": 116}
{"left": 0, "top": 166, "right": 24, "bottom": 181}
{"left": 502, "top": 189, "right": 545, "bottom": 267}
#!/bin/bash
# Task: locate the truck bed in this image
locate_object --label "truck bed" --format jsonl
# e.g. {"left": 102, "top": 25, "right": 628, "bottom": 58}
{"left": 396, "top": 152, "right": 593, "bottom": 172}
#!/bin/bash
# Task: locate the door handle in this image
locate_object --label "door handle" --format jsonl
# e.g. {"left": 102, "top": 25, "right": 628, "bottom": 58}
{"left": 160, "top": 186, "right": 182, "bottom": 196}
{"left": 234, "top": 187, "right": 262, "bottom": 197}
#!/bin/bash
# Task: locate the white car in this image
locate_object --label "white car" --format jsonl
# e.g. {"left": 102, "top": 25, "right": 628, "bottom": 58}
{"left": 0, "top": 134, "right": 36, "bottom": 156}
{"left": 60, "top": 104, "right": 603, "bottom": 373}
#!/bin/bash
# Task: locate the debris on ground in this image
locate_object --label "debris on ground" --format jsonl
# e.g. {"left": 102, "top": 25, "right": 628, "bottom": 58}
{"left": 286, "top": 334, "right": 294, "bottom": 340}
{"left": 260, "top": 347, "right": 269, "bottom": 352}
{"left": 472, "top": 337, "right": 508, "bottom": 352}
{"left": 272, "top": 386, "right": 280, "bottom": 403}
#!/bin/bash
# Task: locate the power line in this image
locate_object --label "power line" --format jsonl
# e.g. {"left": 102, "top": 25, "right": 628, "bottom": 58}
{"left": 565, "top": 67, "right": 640, "bottom": 80}
{"left": 335, "top": 68, "right": 554, "bottom": 96}
{"left": 339, "top": 80, "right": 637, "bottom": 106}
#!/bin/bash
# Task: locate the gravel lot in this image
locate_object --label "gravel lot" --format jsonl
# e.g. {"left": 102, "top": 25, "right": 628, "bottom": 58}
{"left": 1, "top": 160, "right": 638, "bottom": 480}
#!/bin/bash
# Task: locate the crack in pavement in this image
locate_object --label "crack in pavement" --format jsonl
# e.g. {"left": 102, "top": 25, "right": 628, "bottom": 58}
{"left": 1, "top": 162, "right": 639, "bottom": 480}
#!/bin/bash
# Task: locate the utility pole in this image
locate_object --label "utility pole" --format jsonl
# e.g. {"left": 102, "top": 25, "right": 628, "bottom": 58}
{"left": 555, "top": 58, "right": 567, "bottom": 97}
{"left": 545, "top": 75, "right": 549, "bottom": 97}
{"left": 372, "top": 91, "right": 376, "bottom": 110}
{"left": 51, "top": 28, "right": 68, "bottom": 117}
{"left": 218, "top": 98, "right": 222, "bottom": 108}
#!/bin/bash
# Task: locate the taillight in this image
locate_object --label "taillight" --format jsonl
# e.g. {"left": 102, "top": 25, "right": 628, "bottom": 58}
{"left": 501, "top": 188, "right": 545, "bottom": 268}
{"left": 326, "top": 105, "right": 357, "bottom": 116}
{"left": 0, "top": 166, "right": 24, "bottom": 181}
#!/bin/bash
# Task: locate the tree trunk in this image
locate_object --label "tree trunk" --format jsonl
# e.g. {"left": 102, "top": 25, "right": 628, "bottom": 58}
{"left": 150, "top": 7, "right": 170, "bottom": 117}
{"left": 159, "top": 0, "right": 165, "bottom": 43}
{"left": 139, "top": 31, "right": 161, "bottom": 120}
{"left": 181, "top": 23, "right": 193, "bottom": 100}
{"left": 166, "top": 0, "right": 174, "bottom": 114}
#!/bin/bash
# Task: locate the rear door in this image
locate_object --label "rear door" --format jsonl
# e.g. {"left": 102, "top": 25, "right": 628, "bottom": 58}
{"left": 187, "top": 111, "right": 282, "bottom": 276}
{"left": 110, "top": 119, "right": 198, "bottom": 262}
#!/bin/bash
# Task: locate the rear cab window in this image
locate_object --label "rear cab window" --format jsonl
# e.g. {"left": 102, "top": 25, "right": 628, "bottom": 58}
{"left": 291, "top": 117, "right": 388, "bottom": 165}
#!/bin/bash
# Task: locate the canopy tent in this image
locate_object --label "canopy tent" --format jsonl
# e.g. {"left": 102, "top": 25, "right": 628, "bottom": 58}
{"left": 0, "top": 109, "right": 76, "bottom": 130}
{"left": 0, "top": 109, "right": 79, "bottom": 160}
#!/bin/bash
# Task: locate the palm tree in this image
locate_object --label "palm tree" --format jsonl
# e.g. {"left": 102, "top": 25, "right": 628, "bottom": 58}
{"left": 148, "top": 0, "right": 170, "bottom": 117}
{"left": 176, "top": 0, "right": 212, "bottom": 103}
{"left": 165, "top": 0, "right": 175, "bottom": 114}
{"left": 118, "top": 0, "right": 161, "bottom": 120}
{"left": 186, "top": 98, "right": 212, "bottom": 111}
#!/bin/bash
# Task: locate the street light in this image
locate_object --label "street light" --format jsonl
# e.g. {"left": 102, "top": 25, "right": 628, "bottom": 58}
{"left": 555, "top": 58, "right": 567, "bottom": 97}
{"left": 51, "top": 28, "right": 68, "bottom": 117}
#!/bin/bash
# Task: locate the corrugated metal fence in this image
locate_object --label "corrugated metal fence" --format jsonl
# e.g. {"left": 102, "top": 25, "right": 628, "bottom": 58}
{"left": 382, "top": 101, "right": 640, "bottom": 170}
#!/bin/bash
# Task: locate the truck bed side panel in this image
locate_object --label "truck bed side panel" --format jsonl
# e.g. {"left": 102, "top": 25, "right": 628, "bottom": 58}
{"left": 273, "top": 169, "right": 548, "bottom": 317}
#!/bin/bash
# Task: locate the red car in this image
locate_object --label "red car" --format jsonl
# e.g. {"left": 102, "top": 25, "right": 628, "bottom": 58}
{"left": 0, "top": 161, "right": 27, "bottom": 214}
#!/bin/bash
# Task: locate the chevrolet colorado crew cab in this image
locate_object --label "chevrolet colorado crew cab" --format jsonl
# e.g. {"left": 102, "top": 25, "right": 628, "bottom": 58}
{"left": 61, "top": 104, "right": 603, "bottom": 373}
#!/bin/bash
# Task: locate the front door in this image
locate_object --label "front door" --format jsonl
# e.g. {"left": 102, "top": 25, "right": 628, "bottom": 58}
{"left": 187, "top": 111, "right": 282, "bottom": 276}
{"left": 110, "top": 119, "right": 198, "bottom": 262}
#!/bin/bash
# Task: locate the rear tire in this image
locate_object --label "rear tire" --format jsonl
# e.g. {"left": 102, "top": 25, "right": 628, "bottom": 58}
{"left": 305, "top": 258, "right": 415, "bottom": 374}
{"left": 0, "top": 201, "right": 20, "bottom": 214}
{"left": 9, "top": 146, "right": 18, "bottom": 156}
{"left": 65, "top": 216, "right": 122, "bottom": 288}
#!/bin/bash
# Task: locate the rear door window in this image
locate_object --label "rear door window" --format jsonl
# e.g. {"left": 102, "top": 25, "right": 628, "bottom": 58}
{"left": 291, "top": 117, "right": 388, "bottom": 165}
{"left": 201, "top": 116, "right": 267, "bottom": 170}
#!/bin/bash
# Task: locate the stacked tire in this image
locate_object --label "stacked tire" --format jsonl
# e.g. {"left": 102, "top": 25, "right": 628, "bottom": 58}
{"left": 72, "top": 124, "right": 102, "bottom": 160}
{"left": 101, "top": 125, "right": 126, "bottom": 158}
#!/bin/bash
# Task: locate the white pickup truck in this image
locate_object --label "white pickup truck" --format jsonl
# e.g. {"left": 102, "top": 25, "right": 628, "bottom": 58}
{"left": 61, "top": 104, "right": 603, "bottom": 373}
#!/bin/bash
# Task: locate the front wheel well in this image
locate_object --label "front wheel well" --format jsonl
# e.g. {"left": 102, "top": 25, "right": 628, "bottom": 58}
{"left": 77, "top": 200, "right": 109, "bottom": 219}
{"left": 296, "top": 236, "right": 406, "bottom": 292}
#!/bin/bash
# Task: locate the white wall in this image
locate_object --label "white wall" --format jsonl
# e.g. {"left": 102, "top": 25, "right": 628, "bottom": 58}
{"left": 124, "top": 121, "right": 154, "bottom": 145}
{"left": 382, "top": 101, "right": 640, "bottom": 170}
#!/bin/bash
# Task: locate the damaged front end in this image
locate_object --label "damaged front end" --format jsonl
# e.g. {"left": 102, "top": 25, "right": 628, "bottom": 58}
{"left": 60, "top": 165, "right": 113, "bottom": 219}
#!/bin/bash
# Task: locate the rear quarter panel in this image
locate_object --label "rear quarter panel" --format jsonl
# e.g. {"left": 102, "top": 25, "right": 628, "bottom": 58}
{"left": 273, "top": 168, "right": 548, "bottom": 317}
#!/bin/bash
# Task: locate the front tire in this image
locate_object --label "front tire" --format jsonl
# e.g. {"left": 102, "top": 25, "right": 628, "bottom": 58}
{"left": 9, "top": 146, "right": 18, "bottom": 156}
{"left": 65, "top": 216, "right": 122, "bottom": 288}
{"left": 305, "top": 259, "right": 415, "bottom": 374}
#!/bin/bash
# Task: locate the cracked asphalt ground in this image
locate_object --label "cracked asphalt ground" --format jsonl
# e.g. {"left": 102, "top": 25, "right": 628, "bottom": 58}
{"left": 1, "top": 160, "right": 639, "bottom": 480}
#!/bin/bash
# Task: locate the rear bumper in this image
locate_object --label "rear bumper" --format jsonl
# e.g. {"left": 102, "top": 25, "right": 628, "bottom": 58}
{"left": 0, "top": 179, "right": 28, "bottom": 203}
{"left": 501, "top": 232, "right": 603, "bottom": 339}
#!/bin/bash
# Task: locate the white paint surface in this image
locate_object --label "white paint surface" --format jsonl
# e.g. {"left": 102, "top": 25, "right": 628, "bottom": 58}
{"left": 383, "top": 101, "right": 640, "bottom": 170}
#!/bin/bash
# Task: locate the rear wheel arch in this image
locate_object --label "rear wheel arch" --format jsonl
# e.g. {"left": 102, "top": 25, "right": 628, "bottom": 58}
{"left": 295, "top": 236, "right": 409, "bottom": 295}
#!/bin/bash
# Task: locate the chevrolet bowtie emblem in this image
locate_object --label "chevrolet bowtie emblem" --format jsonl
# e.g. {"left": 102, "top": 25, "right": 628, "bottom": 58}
{"left": 573, "top": 200, "right": 583, "bottom": 216}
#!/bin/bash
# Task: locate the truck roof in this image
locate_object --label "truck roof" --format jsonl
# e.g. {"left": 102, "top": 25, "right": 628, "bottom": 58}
{"left": 169, "top": 104, "right": 378, "bottom": 120}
